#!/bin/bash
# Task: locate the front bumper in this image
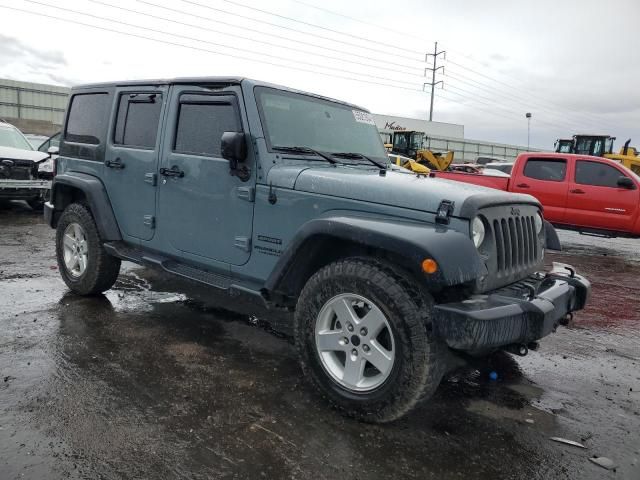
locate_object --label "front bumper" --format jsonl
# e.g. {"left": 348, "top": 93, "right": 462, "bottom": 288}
{"left": 433, "top": 263, "right": 590, "bottom": 352}
{"left": 0, "top": 178, "right": 51, "bottom": 197}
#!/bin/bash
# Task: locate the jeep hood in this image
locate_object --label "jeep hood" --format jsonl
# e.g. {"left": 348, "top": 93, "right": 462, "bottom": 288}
{"left": 280, "top": 165, "right": 540, "bottom": 218}
{"left": 0, "top": 145, "right": 49, "bottom": 163}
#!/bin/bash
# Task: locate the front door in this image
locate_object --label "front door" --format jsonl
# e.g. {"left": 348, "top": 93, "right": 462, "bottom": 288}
{"left": 566, "top": 159, "right": 639, "bottom": 232}
{"left": 156, "top": 85, "right": 254, "bottom": 266}
{"left": 103, "top": 86, "right": 166, "bottom": 241}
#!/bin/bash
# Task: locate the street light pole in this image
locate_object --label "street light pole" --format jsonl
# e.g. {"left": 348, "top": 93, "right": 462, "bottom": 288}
{"left": 525, "top": 112, "right": 532, "bottom": 150}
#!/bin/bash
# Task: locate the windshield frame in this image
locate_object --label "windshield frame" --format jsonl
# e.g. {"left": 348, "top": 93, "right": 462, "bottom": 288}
{"left": 254, "top": 86, "right": 388, "bottom": 163}
{"left": 0, "top": 124, "right": 35, "bottom": 151}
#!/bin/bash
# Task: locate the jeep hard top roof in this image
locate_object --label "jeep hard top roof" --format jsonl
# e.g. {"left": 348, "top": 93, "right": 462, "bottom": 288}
{"left": 71, "top": 77, "right": 368, "bottom": 112}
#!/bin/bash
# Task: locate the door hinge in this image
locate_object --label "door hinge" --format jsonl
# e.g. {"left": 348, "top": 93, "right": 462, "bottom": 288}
{"left": 143, "top": 215, "right": 155, "bottom": 229}
{"left": 234, "top": 236, "right": 251, "bottom": 252}
{"left": 144, "top": 173, "right": 157, "bottom": 186}
{"left": 237, "top": 186, "right": 255, "bottom": 202}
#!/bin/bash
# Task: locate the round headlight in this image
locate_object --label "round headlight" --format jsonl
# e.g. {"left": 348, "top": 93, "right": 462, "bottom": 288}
{"left": 471, "top": 217, "right": 485, "bottom": 248}
{"left": 535, "top": 212, "right": 543, "bottom": 234}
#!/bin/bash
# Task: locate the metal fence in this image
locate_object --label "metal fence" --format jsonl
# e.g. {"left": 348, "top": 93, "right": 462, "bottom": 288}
{"left": 0, "top": 79, "right": 70, "bottom": 125}
{"left": 424, "top": 135, "right": 540, "bottom": 163}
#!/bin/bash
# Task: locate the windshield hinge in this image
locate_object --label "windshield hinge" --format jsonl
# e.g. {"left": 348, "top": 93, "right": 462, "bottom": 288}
{"left": 435, "top": 200, "right": 455, "bottom": 225}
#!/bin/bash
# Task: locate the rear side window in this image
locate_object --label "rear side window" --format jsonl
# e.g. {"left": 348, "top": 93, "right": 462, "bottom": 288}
{"left": 575, "top": 160, "right": 626, "bottom": 188}
{"left": 65, "top": 93, "right": 109, "bottom": 145}
{"left": 174, "top": 95, "right": 240, "bottom": 157}
{"left": 523, "top": 158, "right": 567, "bottom": 182}
{"left": 113, "top": 93, "right": 163, "bottom": 149}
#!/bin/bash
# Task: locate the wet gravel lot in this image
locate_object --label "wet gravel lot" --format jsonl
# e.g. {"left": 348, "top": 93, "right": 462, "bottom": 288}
{"left": 1, "top": 201, "right": 639, "bottom": 479}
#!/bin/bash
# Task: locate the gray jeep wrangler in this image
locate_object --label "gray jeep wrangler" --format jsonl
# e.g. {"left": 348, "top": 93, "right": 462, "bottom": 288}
{"left": 45, "top": 77, "right": 590, "bottom": 422}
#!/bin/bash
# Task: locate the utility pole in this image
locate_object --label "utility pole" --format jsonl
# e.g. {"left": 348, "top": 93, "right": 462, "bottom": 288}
{"left": 526, "top": 112, "right": 532, "bottom": 150}
{"left": 424, "top": 41, "right": 446, "bottom": 121}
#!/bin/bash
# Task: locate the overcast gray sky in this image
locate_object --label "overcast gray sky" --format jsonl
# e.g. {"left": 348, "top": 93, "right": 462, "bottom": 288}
{"left": 0, "top": 0, "right": 637, "bottom": 149}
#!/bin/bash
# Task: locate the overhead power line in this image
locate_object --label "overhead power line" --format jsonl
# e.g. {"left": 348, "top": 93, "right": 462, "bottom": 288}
{"left": 0, "top": 2, "right": 424, "bottom": 93}
{"left": 130, "top": 0, "right": 423, "bottom": 74}
{"left": 21, "top": 0, "right": 420, "bottom": 88}
{"left": 219, "top": 0, "right": 424, "bottom": 56}
{"left": 444, "top": 71, "right": 601, "bottom": 131}
{"left": 179, "top": 0, "right": 425, "bottom": 63}
{"left": 88, "top": 0, "right": 425, "bottom": 78}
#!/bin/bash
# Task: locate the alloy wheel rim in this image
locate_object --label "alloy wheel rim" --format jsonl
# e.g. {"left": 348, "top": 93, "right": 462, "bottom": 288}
{"left": 315, "top": 293, "right": 395, "bottom": 392}
{"left": 62, "top": 223, "right": 88, "bottom": 278}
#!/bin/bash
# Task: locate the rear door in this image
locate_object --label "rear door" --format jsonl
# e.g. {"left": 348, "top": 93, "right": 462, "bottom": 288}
{"left": 510, "top": 157, "right": 569, "bottom": 223}
{"left": 103, "top": 86, "right": 166, "bottom": 242}
{"left": 156, "top": 85, "right": 254, "bottom": 266}
{"left": 566, "top": 159, "right": 639, "bottom": 232}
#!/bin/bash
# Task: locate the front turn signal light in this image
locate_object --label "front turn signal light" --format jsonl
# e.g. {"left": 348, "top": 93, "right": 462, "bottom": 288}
{"left": 421, "top": 258, "right": 438, "bottom": 274}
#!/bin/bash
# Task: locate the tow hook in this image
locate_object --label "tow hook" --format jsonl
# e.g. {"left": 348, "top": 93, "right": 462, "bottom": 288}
{"left": 559, "top": 312, "right": 573, "bottom": 326}
{"left": 505, "top": 343, "right": 529, "bottom": 356}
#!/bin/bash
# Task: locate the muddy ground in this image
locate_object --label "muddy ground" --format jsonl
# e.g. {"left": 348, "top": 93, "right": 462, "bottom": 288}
{"left": 0, "top": 201, "right": 638, "bottom": 480}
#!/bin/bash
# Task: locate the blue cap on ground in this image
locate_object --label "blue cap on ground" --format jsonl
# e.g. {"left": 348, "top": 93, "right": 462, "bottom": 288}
{"left": 489, "top": 371, "right": 498, "bottom": 381}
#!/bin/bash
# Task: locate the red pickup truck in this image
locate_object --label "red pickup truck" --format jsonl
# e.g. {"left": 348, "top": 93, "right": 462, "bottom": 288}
{"left": 433, "top": 152, "right": 640, "bottom": 237}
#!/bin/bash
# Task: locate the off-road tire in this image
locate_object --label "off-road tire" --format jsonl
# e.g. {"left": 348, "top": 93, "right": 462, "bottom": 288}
{"left": 56, "top": 202, "right": 121, "bottom": 295}
{"left": 295, "top": 257, "right": 446, "bottom": 423}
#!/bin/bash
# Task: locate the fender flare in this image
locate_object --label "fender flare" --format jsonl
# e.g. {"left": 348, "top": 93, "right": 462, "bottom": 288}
{"left": 264, "top": 215, "right": 485, "bottom": 297}
{"left": 544, "top": 220, "right": 561, "bottom": 251}
{"left": 48, "top": 172, "right": 122, "bottom": 241}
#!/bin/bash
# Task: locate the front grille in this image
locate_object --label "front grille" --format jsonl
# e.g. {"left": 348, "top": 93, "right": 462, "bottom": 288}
{"left": 492, "top": 215, "right": 538, "bottom": 276}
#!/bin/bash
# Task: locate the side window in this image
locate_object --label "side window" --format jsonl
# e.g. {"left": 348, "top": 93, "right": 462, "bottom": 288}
{"left": 114, "top": 93, "right": 162, "bottom": 149}
{"left": 575, "top": 160, "right": 626, "bottom": 188}
{"left": 174, "top": 95, "right": 240, "bottom": 157}
{"left": 523, "top": 158, "right": 567, "bottom": 182}
{"left": 65, "top": 93, "right": 109, "bottom": 145}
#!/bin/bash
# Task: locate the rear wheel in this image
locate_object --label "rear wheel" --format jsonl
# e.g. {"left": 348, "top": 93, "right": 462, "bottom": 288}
{"left": 295, "top": 258, "right": 446, "bottom": 422}
{"left": 56, "top": 203, "right": 121, "bottom": 295}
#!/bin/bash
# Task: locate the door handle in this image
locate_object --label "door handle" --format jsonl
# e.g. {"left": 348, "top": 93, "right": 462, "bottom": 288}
{"left": 516, "top": 183, "right": 530, "bottom": 188}
{"left": 570, "top": 188, "right": 585, "bottom": 194}
{"left": 104, "top": 158, "right": 125, "bottom": 169}
{"left": 159, "top": 166, "right": 185, "bottom": 178}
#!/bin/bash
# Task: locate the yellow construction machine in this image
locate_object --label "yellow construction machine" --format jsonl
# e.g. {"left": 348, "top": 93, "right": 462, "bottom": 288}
{"left": 389, "top": 130, "right": 455, "bottom": 171}
{"left": 554, "top": 134, "right": 640, "bottom": 174}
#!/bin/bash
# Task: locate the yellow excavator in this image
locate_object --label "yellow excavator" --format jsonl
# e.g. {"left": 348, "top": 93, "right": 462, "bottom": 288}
{"left": 389, "top": 130, "right": 454, "bottom": 171}
{"left": 554, "top": 134, "right": 640, "bottom": 174}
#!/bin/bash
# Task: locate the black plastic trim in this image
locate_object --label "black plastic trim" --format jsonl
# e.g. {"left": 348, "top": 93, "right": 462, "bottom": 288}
{"left": 265, "top": 215, "right": 485, "bottom": 295}
{"left": 49, "top": 172, "right": 122, "bottom": 241}
{"left": 433, "top": 267, "right": 590, "bottom": 352}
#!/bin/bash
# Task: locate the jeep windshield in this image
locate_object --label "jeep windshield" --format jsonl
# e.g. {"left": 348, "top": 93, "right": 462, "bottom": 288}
{"left": 255, "top": 87, "right": 388, "bottom": 165}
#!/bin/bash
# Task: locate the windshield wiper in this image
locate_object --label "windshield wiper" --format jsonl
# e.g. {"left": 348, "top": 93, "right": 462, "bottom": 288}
{"left": 272, "top": 146, "right": 337, "bottom": 164}
{"left": 331, "top": 152, "right": 386, "bottom": 169}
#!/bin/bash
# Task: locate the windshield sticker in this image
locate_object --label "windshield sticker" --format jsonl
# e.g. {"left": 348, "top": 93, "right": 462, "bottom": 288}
{"left": 352, "top": 110, "right": 375, "bottom": 125}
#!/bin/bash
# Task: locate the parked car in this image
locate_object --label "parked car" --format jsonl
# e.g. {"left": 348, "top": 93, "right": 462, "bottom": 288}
{"left": 450, "top": 163, "right": 483, "bottom": 174}
{"left": 484, "top": 162, "right": 514, "bottom": 174}
{"left": 45, "top": 77, "right": 589, "bottom": 422}
{"left": 433, "top": 152, "right": 640, "bottom": 237}
{"left": 0, "top": 120, "right": 52, "bottom": 209}
{"left": 481, "top": 168, "right": 511, "bottom": 177}
{"left": 24, "top": 133, "right": 49, "bottom": 149}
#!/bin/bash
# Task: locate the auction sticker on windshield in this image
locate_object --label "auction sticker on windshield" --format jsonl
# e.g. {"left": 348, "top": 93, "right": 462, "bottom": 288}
{"left": 352, "top": 110, "right": 375, "bottom": 125}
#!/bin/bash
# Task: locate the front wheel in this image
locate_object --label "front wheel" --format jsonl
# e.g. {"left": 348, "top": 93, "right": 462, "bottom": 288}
{"left": 56, "top": 202, "right": 121, "bottom": 295}
{"left": 294, "top": 258, "right": 446, "bottom": 423}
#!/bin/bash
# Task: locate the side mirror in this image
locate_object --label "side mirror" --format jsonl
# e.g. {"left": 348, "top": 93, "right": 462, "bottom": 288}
{"left": 47, "top": 146, "right": 59, "bottom": 156}
{"left": 221, "top": 132, "right": 247, "bottom": 164}
{"left": 617, "top": 176, "right": 634, "bottom": 189}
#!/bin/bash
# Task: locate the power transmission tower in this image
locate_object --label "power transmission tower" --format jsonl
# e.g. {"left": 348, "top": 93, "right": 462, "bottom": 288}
{"left": 424, "top": 41, "right": 446, "bottom": 121}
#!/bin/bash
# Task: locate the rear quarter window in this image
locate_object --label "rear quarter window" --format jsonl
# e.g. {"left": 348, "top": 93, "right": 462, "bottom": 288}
{"left": 523, "top": 158, "right": 567, "bottom": 182}
{"left": 65, "top": 93, "right": 110, "bottom": 145}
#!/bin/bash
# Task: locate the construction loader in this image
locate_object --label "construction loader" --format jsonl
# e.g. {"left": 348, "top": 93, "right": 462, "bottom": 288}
{"left": 390, "top": 130, "right": 455, "bottom": 171}
{"left": 554, "top": 134, "right": 640, "bottom": 174}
